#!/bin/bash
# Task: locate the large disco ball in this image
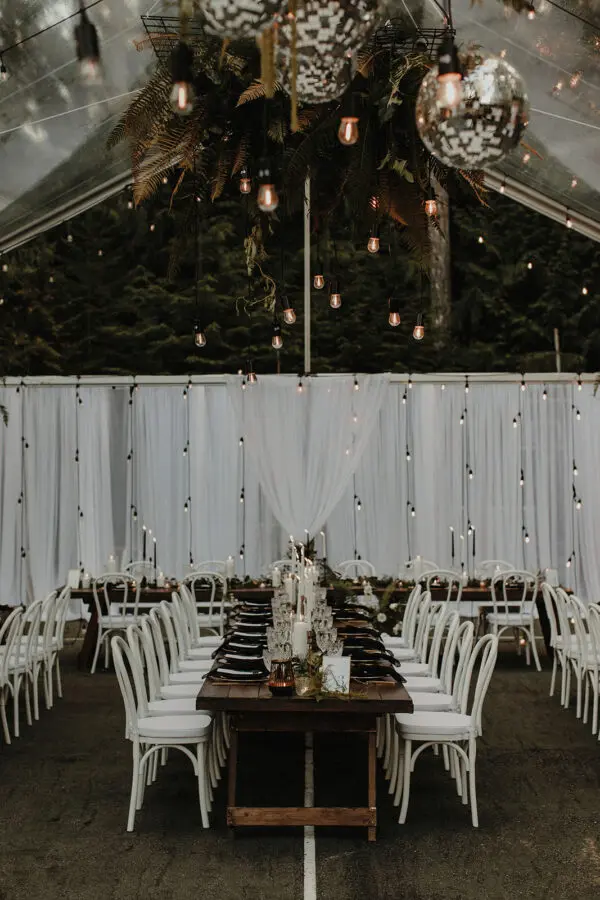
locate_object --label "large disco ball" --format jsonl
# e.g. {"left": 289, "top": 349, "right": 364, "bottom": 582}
{"left": 279, "top": 0, "right": 379, "bottom": 63}
{"left": 415, "top": 55, "right": 529, "bottom": 169}
{"left": 197, "top": 0, "right": 280, "bottom": 38}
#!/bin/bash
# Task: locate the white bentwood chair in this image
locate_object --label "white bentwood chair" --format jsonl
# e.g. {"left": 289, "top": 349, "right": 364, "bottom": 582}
{"left": 392, "top": 633, "right": 499, "bottom": 827}
{"left": 181, "top": 572, "right": 227, "bottom": 637}
{"left": 111, "top": 636, "right": 213, "bottom": 831}
{"left": 486, "top": 570, "right": 541, "bottom": 670}
{"left": 336, "top": 559, "right": 377, "bottom": 579}
{"left": 420, "top": 570, "right": 464, "bottom": 612}
{"left": 477, "top": 560, "right": 515, "bottom": 578}
{"left": 91, "top": 573, "right": 142, "bottom": 674}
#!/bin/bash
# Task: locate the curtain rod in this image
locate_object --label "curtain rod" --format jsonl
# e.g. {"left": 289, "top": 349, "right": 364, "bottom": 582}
{"left": 0, "top": 373, "right": 596, "bottom": 387}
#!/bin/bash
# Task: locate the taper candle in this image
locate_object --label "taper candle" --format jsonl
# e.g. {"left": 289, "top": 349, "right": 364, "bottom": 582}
{"left": 142, "top": 525, "right": 147, "bottom": 560}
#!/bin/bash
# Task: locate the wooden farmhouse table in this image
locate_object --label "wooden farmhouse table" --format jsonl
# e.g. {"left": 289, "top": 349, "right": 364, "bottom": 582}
{"left": 196, "top": 680, "right": 413, "bottom": 841}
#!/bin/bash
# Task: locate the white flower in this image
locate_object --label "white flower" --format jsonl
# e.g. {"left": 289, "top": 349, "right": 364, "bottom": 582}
{"left": 392, "top": 622, "right": 402, "bottom": 634}
{"left": 389, "top": 602, "right": 398, "bottom": 611}
{"left": 376, "top": 612, "right": 387, "bottom": 623}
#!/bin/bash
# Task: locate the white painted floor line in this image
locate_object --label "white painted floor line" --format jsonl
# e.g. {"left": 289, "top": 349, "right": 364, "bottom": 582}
{"left": 304, "top": 731, "right": 317, "bottom": 900}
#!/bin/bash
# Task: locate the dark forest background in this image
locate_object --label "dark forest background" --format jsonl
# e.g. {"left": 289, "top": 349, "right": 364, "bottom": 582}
{"left": 0, "top": 182, "right": 598, "bottom": 377}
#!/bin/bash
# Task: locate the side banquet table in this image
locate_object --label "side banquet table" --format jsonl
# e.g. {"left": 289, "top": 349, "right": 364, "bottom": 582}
{"left": 197, "top": 680, "right": 413, "bottom": 841}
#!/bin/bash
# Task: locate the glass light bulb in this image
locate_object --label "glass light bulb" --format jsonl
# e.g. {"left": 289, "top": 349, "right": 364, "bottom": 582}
{"left": 0, "top": 63, "right": 8, "bottom": 82}
{"left": 169, "top": 81, "right": 195, "bottom": 115}
{"left": 330, "top": 292, "right": 342, "bottom": 309}
{"left": 527, "top": 7, "right": 535, "bottom": 19}
{"left": 367, "top": 236, "right": 380, "bottom": 253}
{"left": 247, "top": 372, "right": 257, "bottom": 385}
{"left": 283, "top": 307, "right": 296, "bottom": 325}
{"left": 338, "top": 116, "right": 359, "bottom": 146}
{"left": 240, "top": 177, "right": 251, "bottom": 194}
{"left": 79, "top": 57, "right": 102, "bottom": 85}
{"left": 257, "top": 183, "right": 278, "bottom": 212}
{"left": 413, "top": 324, "right": 425, "bottom": 340}
{"left": 194, "top": 327, "right": 206, "bottom": 348}
{"left": 313, "top": 273, "right": 325, "bottom": 290}
{"left": 425, "top": 199, "right": 438, "bottom": 217}
{"left": 436, "top": 75, "right": 462, "bottom": 110}
{"left": 272, "top": 332, "right": 283, "bottom": 350}
{"left": 389, "top": 311, "right": 401, "bottom": 327}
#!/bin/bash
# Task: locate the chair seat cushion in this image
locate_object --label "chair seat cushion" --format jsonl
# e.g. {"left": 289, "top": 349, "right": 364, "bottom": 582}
{"left": 395, "top": 710, "right": 474, "bottom": 736}
{"left": 403, "top": 676, "right": 442, "bottom": 692}
{"left": 382, "top": 635, "right": 407, "bottom": 648}
{"left": 187, "top": 647, "right": 216, "bottom": 660}
{"left": 169, "top": 670, "right": 210, "bottom": 684}
{"left": 160, "top": 683, "right": 207, "bottom": 700}
{"left": 137, "top": 713, "right": 212, "bottom": 739}
{"left": 99, "top": 615, "right": 140, "bottom": 627}
{"left": 194, "top": 636, "right": 222, "bottom": 647}
{"left": 410, "top": 692, "right": 455, "bottom": 712}
{"left": 148, "top": 698, "right": 211, "bottom": 717}
{"left": 390, "top": 647, "right": 418, "bottom": 662}
{"left": 397, "top": 662, "right": 429, "bottom": 677}
{"left": 179, "top": 659, "right": 214, "bottom": 671}
{"left": 487, "top": 611, "right": 537, "bottom": 625}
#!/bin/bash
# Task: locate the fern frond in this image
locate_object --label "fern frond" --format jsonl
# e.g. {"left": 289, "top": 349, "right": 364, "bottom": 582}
{"left": 237, "top": 79, "right": 283, "bottom": 106}
{"left": 232, "top": 136, "right": 250, "bottom": 174}
{"left": 211, "top": 145, "right": 233, "bottom": 201}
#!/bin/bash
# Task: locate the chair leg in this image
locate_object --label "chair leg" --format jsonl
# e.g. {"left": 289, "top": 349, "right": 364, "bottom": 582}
{"left": 468, "top": 738, "right": 479, "bottom": 827}
{"left": 460, "top": 755, "right": 468, "bottom": 805}
{"left": 55, "top": 657, "right": 63, "bottom": 699}
{"left": 0, "top": 687, "right": 10, "bottom": 744}
{"left": 90, "top": 630, "right": 104, "bottom": 675}
{"left": 592, "top": 678, "right": 599, "bottom": 735}
{"left": 549, "top": 654, "right": 557, "bottom": 697}
{"left": 127, "top": 742, "right": 140, "bottom": 832}
{"left": 398, "top": 739, "right": 412, "bottom": 824}
{"left": 575, "top": 670, "right": 583, "bottom": 719}
{"left": 24, "top": 678, "right": 32, "bottom": 727}
{"left": 389, "top": 727, "right": 399, "bottom": 797}
{"left": 197, "top": 742, "right": 210, "bottom": 829}
{"left": 31, "top": 666, "right": 40, "bottom": 721}
{"left": 12, "top": 675, "right": 21, "bottom": 738}
{"left": 529, "top": 627, "right": 542, "bottom": 672}
{"left": 583, "top": 678, "right": 590, "bottom": 725}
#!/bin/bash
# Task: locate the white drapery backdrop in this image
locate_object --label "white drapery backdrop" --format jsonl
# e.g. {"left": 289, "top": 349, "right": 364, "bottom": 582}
{"left": 1, "top": 374, "right": 599, "bottom": 606}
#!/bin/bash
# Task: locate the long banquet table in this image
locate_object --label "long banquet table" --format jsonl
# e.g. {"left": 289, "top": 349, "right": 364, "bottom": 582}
{"left": 197, "top": 679, "right": 413, "bottom": 841}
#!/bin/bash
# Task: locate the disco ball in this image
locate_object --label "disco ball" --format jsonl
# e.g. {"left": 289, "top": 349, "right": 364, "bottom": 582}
{"left": 279, "top": 0, "right": 379, "bottom": 63}
{"left": 280, "top": 53, "right": 349, "bottom": 104}
{"left": 197, "top": 0, "right": 280, "bottom": 39}
{"left": 415, "top": 55, "right": 529, "bottom": 169}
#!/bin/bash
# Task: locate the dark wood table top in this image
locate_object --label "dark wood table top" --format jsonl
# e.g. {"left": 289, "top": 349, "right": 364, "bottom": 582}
{"left": 196, "top": 680, "right": 413, "bottom": 715}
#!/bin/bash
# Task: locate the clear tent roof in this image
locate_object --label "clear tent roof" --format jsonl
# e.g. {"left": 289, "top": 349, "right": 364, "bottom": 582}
{"left": 0, "top": 0, "right": 598, "bottom": 252}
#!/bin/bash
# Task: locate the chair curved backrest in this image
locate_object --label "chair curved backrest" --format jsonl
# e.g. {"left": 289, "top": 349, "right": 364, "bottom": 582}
{"left": 269, "top": 559, "right": 296, "bottom": 574}
{"left": 191, "top": 560, "right": 227, "bottom": 575}
{"left": 458, "top": 633, "right": 499, "bottom": 735}
{"left": 182, "top": 572, "right": 227, "bottom": 635}
{"left": 93, "top": 573, "right": 141, "bottom": 627}
{"left": 411, "top": 592, "right": 432, "bottom": 662}
{"left": 490, "top": 569, "right": 538, "bottom": 627}
{"left": 446, "top": 619, "right": 474, "bottom": 699}
{"left": 421, "top": 570, "right": 464, "bottom": 609}
{"left": 569, "top": 595, "right": 593, "bottom": 669}
{"left": 0, "top": 608, "right": 23, "bottom": 684}
{"left": 22, "top": 599, "right": 44, "bottom": 664}
{"left": 336, "top": 560, "right": 376, "bottom": 578}
{"left": 540, "top": 582, "right": 561, "bottom": 649}
{"left": 403, "top": 559, "right": 437, "bottom": 578}
{"left": 124, "top": 626, "right": 151, "bottom": 719}
{"left": 399, "top": 584, "right": 422, "bottom": 646}
{"left": 111, "top": 636, "right": 142, "bottom": 738}
{"left": 137, "top": 617, "right": 163, "bottom": 702}
{"left": 587, "top": 605, "right": 600, "bottom": 670}
{"left": 426, "top": 604, "right": 458, "bottom": 677}
{"left": 54, "top": 586, "right": 72, "bottom": 650}
{"left": 39, "top": 592, "right": 59, "bottom": 659}
{"left": 148, "top": 608, "right": 171, "bottom": 687}
{"left": 156, "top": 602, "right": 181, "bottom": 674}
{"left": 478, "top": 560, "right": 515, "bottom": 577}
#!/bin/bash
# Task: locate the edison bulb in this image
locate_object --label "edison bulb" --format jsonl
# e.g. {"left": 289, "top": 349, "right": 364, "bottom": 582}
{"left": 389, "top": 311, "right": 401, "bottom": 327}
{"left": 413, "top": 314, "right": 425, "bottom": 340}
{"left": 240, "top": 177, "right": 251, "bottom": 194}
{"left": 330, "top": 292, "right": 342, "bottom": 309}
{"left": 283, "top": 306, "right": 296, "bottom": 325}
{"left": 194, "top": 327, "right": 206, "bottom": 348}
{"left": 338, "top": 116, "right": 359, "bottom": 146}
{"left": 257, "top": 183, "right": 278, "bottom": 212}
{"left": 425, "top": 199, "right": 438, "bottom": 217}
{"left": 367, "top": 236, "right": 380, "bottom": 253}
{"left": 436, "top": 76, "right": 462, "bottom": 110}
{"left": 170, "top": 81, "right": 195, "bottom": 115}
{"left": 313, "top": 273, "right": 325, "bottom": 290}
{"left": 272, "top": 326, "right": 283, "bottom": 350}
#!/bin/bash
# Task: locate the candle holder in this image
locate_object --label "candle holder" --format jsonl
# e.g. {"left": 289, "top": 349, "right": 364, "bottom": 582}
{"left": 268, "top": 659, "right": 295, "bottom": 696}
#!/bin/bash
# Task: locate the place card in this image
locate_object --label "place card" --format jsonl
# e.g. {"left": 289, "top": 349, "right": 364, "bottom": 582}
{"left": 321, "top": 655, "right": 351, "bottom": 694}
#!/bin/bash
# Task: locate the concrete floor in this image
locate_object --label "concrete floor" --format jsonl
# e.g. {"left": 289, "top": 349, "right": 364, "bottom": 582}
{"left": 1, "top": 645, "right": 599, "bottom": 900}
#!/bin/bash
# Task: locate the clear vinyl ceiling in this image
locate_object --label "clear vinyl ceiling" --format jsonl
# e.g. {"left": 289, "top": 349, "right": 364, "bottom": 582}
{"left": 0, "top": 0, "right": 598, "bottom": 250}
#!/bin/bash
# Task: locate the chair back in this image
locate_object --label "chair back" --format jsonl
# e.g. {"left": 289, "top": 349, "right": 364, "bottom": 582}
{"left": 156, "top": 602, "right": 181, "bottom": 674}
{"left": 21, "top": 599, "right": 44, "bottom": 664}
{"left": 411, "top": 592, "right": 432, "bottom": 662}
{"left": 148, "top": 608, "right": 171, "bottom": 687}
{"left": 54, "top": 586, "right": 72, "bottom": 650}
{"left": 426, "top": 604, "right": 459, "bottom": 678}
{"left": 39, "top": 592, "right": 59, "bottom": 659}
{"left": 92, "top": 573, "right": 141, "bottom": 627}
{"left": 449, "top": 620, "right": 475, "bottom": 704}
{"left": 191, "top": 560, "right": 227, "bottom": 575}
{"left": 437, "top": 612, "right": 463, "bottom": 692}
{"left": 458, "top": 634, "right": 499, "bottom": 736}
{"left": 124, "top": 560, "right": 156, "bottom": 582}
{"left": 170, "top": 592, "right": 193, "bottom": 658}
{"left": 124, "top": 625, "right": 151, "bottom": 718}
{"left": 477, "top": 560, "right": 515, "bottom": 578}
{"left": 540, "top": 582, "right": 561, "bottom": 649}
{"left": 490, "top": 569, "right": 538, "bottom": 627}
{"left": 111, "top": 636, "right": 142, "bottom": 739}
{"left": 421, "top": 569, "right": 463, "bottom": 610}
{"left": 268, "top": 559, "right": 297, "bottom": 574}
{"left": 569, "top": 595, "right": 594, "bottom": 669}
{"left": 181, "top": 572, "right": 227, "bottom": 636}
{"left": 587, "top": 605, "right": 600, "bottom": 670}
{"left": 553, "top": 587, "right": 575, "bottom": 651}
{"left": 336, "top": 559, "right": 376, "bottom": 578}
{"left": 399, "top": 584, "right": 422, "bottom": 646}
{"left": 138, "top": 617, "right": 164, "bottom": 702}
{"left": 0, "top": 608, "right": 23, "bottom": 684}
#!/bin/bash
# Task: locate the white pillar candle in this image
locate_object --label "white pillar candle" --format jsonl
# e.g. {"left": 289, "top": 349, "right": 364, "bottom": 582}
{"left": 320, "top": 530, "right": 327, "bottom": 559}
{"left": 292, "top": 618, "right": 309, "bottom": 659}
{"left": 156, "top": 571, "right": 165, "bottom": 587}
{"left": 285, "top": 574, "right": 295, "bottom": 606}
{"left": 226, "top": 556, "right": 235, "bottom": 580}
{"left": 272, "top": 566, "right": 281, "bottom": 588}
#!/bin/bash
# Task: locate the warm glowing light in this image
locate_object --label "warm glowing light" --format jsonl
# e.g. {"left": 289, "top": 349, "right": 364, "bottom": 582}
{"left": 283, "top": 301, "right": 296, "bottom": 325}
{"left": 413, "top": 313, "right": 425, "bottom": 341}
{"left": 330, "top": 282, "right": 342, "bottom": 309}
{"left": 566, "top": 214, "right": 573, "bottom": 228}
{"left": 313, "top": 273, "right": 325, "bottom": 290}
{"left": 194, "top": 324, "right": 206, "bottom": 348}
{"left": 272, "top": 324, "right": 283, "bottom": 350}
{"left": 257, "top": 183, "right": 279, "bottom": 212}
{"left": 0, "top": 61, "right": 7, "bottom": 82}
{"left": 240, "top": 177, "right": 251, "bottom": 194}
{"left": 500, "top": 182, "right": 505, "bottom": 194}
{"left": 522, "top": 152, "right": 531, "bottom": 163}
{"left": 527, "top": 261, "right": 533, "bottom": 270}
{"left": 571, "top": 178, "right": 578, "bottom": 189}
{"left": 389, "top": 311, "right": 401, "bottom": 327}
{"left": 582, "top": 286, "right": 588, "bottom": 295}
{"left": 367, "top": 236, "right": 380, "bottom": 253}
{"left": 570, "top": 71, "right": 582, "bottom": 89}
{"left": 354, "top": 378, "right": 359, "bottom": 392}
{"left": 247, "top": 371, "right": 257, "bottom": 385}
{"left": 436, "top": 76, "right": 462, "bottom": 109}
{"left": 170, "top": 81, "right": 195, "bottom": 115}
{"left": 297, "top": 380, "right": 304, "bottom": 394}
{"left": 425, "top": 198, "right": 438, "bottom": 217}
{"left": 527, "top": 7, "right": 535, "bottom": 20}
{"left": 162, "top": 176, "right": 168, "bottom": 185}
{"left": 478, "top": 235, "right": 484, "bottom": 244}
{"left": 338, "top": 116, "right": 359, "bottom": 146}
{"left": 388, "top": 297, "right": 401, "bottom": 327}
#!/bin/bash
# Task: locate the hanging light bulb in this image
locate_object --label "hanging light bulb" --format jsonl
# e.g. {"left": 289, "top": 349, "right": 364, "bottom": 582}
{"left": 193, "top": 323, "right": 206, "bottom": 348}
{"left": 566, "top": 211, "right": 573, "bottom": 229}
{"left": 524, "top": 531, "right": 530, "bottom": 543}
{"left": 246, "top": 361, "right": 257, "bottom": 385}
{"left": 413, "top": 313, "right": 425, "bottom": 341}
{"left": 573, "top": 461, "right": 578, "bottom": 476}
{"left": 272, "top": 322, "right": 283, "bottom": 350}
{"left": 354, "top": 377, "right": 359, "bottom": 392}
{"left": 329, "top": 279, "right": 342, "bottom": 309}
{"left": 357, "top": 499, "right": 362, "bottom": 511}
{"left": 424, "top": 187, "right": 438, "bottom": 217}
{"left": 257, "top": 160, "right": 278, "bottom": 212}
{"left": 527, "top": 4, "right": 536, "bottom": 20}
{"left": 169, "top": 42, "right": 195, "bottom": 115}
{"left": 74, "top": 7, "right": 102, "bottom": 84}
{"left": 313, "top": 269, "right": 325, "bottom": 290}
{"left": 566, "top": 556, "right": 572, "bottom": 568}
{"left": 576, "top": 409, "right": 581, "bottom": 421}
{"left": 338, "top": 116, "right": 359, "bottom": 146}
{"left": 282, "top": 296, "right": 296, "bottom": 325}
{"left": 520, "top": 469, "right": 524, "bottom": 486}
{"left": 297, "top": 379, "right": 304, "bottom": 394}
{"left": 406, "top": 446, "right": 411, "bottom": 461}
{"left": 436, "top": 36, "right": 463, "bottom": 110}
{"left": 521, "top": 378, "right": 526, "bottom": 391}
{"left": 469, "top": 468, "right": 474, "bottom": 480}
{"left": 388, "top": 296, "right": 401, "bottom": 327}
{"left": 576, "top": 498, "right": 582, "bottom": 510}
{"left": 542, "top": 387, "right": 547, "bottom": 400}
{"left": 239, "top": 166, "right": 251, "bottom": 194}
{"left": 367, "top": 227, "right": 380, "bottom": 254}
{"left": 577, "top": 377, "right": 582, "bottom": 390}
{"left": 411, "top": 505, "right": 416, "bottom": 517}
{"left": 513, "top": 417, "right": 518, "bottom": 428}
{"left": 0, "top": 58, "right": 8, "bottom": 82}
